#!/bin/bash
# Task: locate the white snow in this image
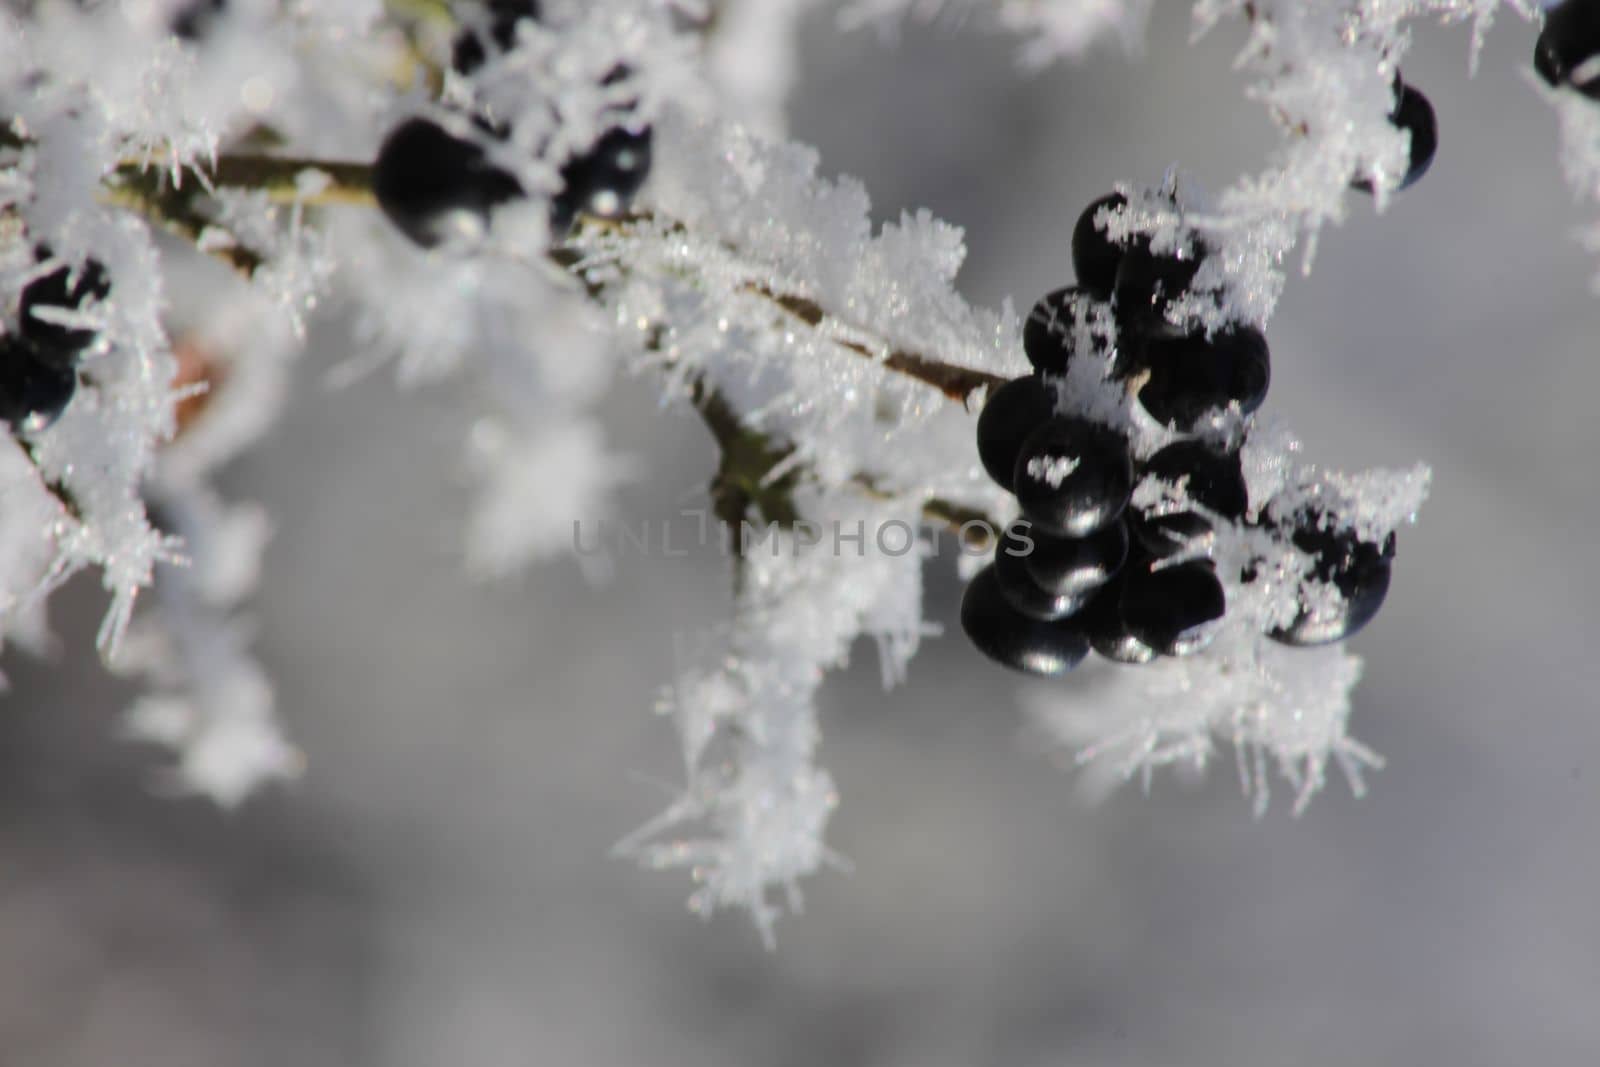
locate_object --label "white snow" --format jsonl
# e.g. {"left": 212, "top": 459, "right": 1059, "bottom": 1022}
{"left": 0, "top": 0, "right": 1582, "bottom": 937}
{"left": 1026, "top": 453, "right": 1082, "bottom": 488}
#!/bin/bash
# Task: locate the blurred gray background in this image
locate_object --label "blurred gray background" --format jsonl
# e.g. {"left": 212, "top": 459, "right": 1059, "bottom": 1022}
{"left": 5, "top": 6, "right": 1599, "bottom": 1065}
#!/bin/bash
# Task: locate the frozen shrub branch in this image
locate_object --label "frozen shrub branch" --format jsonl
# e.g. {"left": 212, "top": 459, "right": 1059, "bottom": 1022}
{"left": 0, "top": 0, "right": 1592, "bottom": 942}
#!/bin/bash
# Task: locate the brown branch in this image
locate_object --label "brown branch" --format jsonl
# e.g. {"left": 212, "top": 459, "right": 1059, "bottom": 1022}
{"left": 207, "top": 156, "right": 376, "bottom": 205}
{"left": 101, "top": 153, "right": 377, "bottom": 278}
{"left": 101, "top": 170, "right": 264, "bottom": 276}
{"left": 566, "top": 211, "right": 1005, "bottom": 401}
{"left": 23, "top": 443, "right": 84, "bottom": 523}
{"left": 740, "top": 283, "right": 1005, "bottom": 403}
{"left": 112, "top": 154, "right": 375, "bottom": 208}
{"left": 690, "top": 381, "right": 802, "bottom": 532}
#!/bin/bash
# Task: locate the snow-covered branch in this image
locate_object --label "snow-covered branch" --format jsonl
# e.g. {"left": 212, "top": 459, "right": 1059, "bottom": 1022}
{"left": 0, "top": 0, "right": 1593, "bottom": 943}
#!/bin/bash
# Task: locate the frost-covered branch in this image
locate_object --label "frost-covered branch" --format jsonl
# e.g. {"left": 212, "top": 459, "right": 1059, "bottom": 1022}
{"left": 1, "top": 0, "right": 1594, "bottom": 945}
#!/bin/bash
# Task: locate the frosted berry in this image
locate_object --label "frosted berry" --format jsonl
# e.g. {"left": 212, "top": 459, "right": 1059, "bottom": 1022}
{"left": 372, "top": 118, "right": 523, "bottom": 249}
{"left": 994, "top": 522, "right": 1092, "bottom": 621}
{"left": 0, "top": 337, "right": 76, "bottom": 430}
{"left": 1354, "top": 80, "right": 1437, "bottom": 192}
{"left": 550, "top": 125, "right": 654, "bottom": 233}
{"left": 1135, "top": 325, "right": 1270, "bottom": 430}
{"left": 1535, "top": 0, "right": 1600, "bottom": 98}
{"left": 21, "top": 254, "right": 110, "bottom": 360}
{"left": 452, "top": 0, "right": 541, "bottom": 74}
{"left": 1119, "top": 557, "right": 1226, "bottom": 656}
{"left": 1012, "top": 417, "right": 1133, "bottom": 538}
{"left": 1071, "top": 192, "right": 1128, "bottom": 296}
{"left": 1270, "top": 521, "right": 1395, "bottom": 646}
{"left": 1084, "top": 579, "right": 1158, "bottom": 665}
{"left": 1112, "top": 239, "right": 1206, "bottom": 334}
{"left": 1131, "top": 440, "right": 1248, "bottom": 556}
{"left": 1023, "top": 287, "right": 1093, "bottom": 375}
{"left": 975, "top": 375, "right": 1056, "bottom": 490}
{"left": 961, "top": 565, "right": 1091, "bottom": 677}
{"left": 1022, "top": 518, "right": 1128, "bottom": 600}
{"left": 1391, "top": 83, "right": 1437, "bottom": 189}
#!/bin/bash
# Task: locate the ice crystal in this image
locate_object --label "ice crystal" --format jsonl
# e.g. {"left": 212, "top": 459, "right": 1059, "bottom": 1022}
{"left": 1542, "top": 77, "right": 1600, "bottom": 289}
{"left": 0, "top": 0, "right": 382, "bottom": 797}
{"left": 616, "top": 492, "right": 925, "bottom": 946}
{"left": 0, "top": 0, "right": 1588, "bottom": 940}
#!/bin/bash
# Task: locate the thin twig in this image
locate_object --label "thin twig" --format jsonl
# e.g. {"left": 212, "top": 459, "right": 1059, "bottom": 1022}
{"left": 101, "top": 169, "right": 264, "bottom": 275}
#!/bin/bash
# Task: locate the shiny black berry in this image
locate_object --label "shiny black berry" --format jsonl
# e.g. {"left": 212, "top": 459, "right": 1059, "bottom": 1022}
{"left": 1012, "top": 417, "right": 1132, "bottom": 538}
{"left": 1354, "top": 80, "right": 1437, "bottom": 193}
{"left": 452, "top": 0, "right": 541, "bottom": 74}
{"left": 1535, "top": 0, "right": 1600, "bottom": 98}
{"left": 550, "top": 125, "right": 653, "bottom": 233}
{"left": 1131, "top": 440, "right": 1248, "bottom": 556}
{"left": 961, "top": 564, "right": 1091, "bottom": 677}
{"left": 1071, "top": 192, "right": 1129, "bottom": 296}
{"left": 993, "top": 522, "right": 1092, "bottom": 621}
{"left": 1270, "top": 521, "right": 1395, "bottom": 646}
{"left": 1023, "top": 287, "right": 1093, "bottom": 375}
{"left": 976, "top": 375, "right": 1056, "bottom": 490}
{"left": 372, "top": 118, "right": 523, "bottom": 248}
{"left": 1391, "top": 84, "right": 1437, "bottom": 189}
{"left": 0, "top": 337, "right": 76, "bottom": 430}
{"left": 1084, "top": 578, "right": 1158, "bottom": 665}
{"left": 1112, "top": 238, "right": 1206, "bottom": 335}
{"left": 1023, "top": 518, "right": 1128, "bottom": 600}
{"left": 1120, "top": 557, "right": 1226, "bottom": 656}
{"left": 21, "top": 255, "right": 110, "bottom": 361}
{"left": 1135, "top": 325, "right": 1270, "bottom": 430}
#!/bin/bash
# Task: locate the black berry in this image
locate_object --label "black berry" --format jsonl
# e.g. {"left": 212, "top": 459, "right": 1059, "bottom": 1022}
{"left": 372, "top": 118, "right": 523, "bottom": 248}
{"left": 0, "top": 337, "right": 76, "bottom": 429}
{"left": 960, "top": 564, "right": 1091, "bottom": 677}
{"left": 1354, "top": 80, "right": 1437, "bottom": 193}
{"left": 1270, "top": 520, "right": 1395, "bottom": 646}
{"left": 550, "top": 125, "right": 654, "bottom": 233}
{"left": 976, "top": 375, "right": 1056, "bottom": 490}
{"left": 1023, "top": 286, "right": 1094, "bottom": 376}
{"left": 1071, "top": 192, "right": 1129, "bottom": 296}
{"left": 1119, "top": 557, "right": 1226, "bottom": 656}
{"left": 1392, "top": 83, "right": 1437, "bottom": 190}
{"left": 1536, "top": 0, "right": 1600, "bottom": 98}
{"left": 21, "top": 254, "right": 110, "bottom": 361}
{"left": 1134, "top": 325, "right": 1270, "bottom": 430}
{"left": 1084, "top": 578, "right": 1158, "bottom": 665}
{"left": 1012, "top": 416, "right": 1133, "bottom": 538}
{"left": 1113, "top": 238, "right": 1205, "bottom": 335}
{"left": 452, "top": 0, "right": 541, "bottom": 74}
{"left": 993, "top": 522, "right": 1093, "bottom": 621}
{"left": 1022, "top": 518, "right": 1128, "bottom": 600}
{"left": 1130, "top": 440, "right": 1248, "bottom": 556}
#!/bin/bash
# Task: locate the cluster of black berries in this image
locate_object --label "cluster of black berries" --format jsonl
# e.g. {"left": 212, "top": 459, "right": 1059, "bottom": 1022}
{"left": 371, "top": 0, "right": 652, "bottom": 249}
{"left": 1536, "top": 0, "right": 1600, "bottom": 99}
{"left": 962, "top": 192, "right": 1395, "bottom": 677}
{"left": 1, "top": 250, "right": 109, "bottom": 431}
